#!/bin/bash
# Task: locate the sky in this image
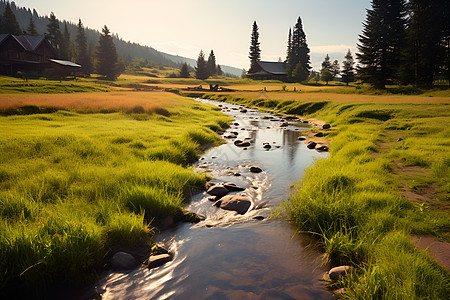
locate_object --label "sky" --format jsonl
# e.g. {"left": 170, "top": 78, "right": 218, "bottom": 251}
{"left": 12, "top": 0, "right": 372, "bottom": 71}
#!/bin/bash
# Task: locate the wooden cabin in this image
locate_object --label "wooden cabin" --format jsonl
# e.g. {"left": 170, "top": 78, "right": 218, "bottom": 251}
{"left": 0, "top": 34, "right": 56, "bottom": 75}
{"left": 247, "top": 61, "right": 287, "bottom": 81}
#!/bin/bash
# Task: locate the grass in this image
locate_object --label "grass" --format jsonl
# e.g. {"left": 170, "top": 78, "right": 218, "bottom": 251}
{"left": 0, "top": 90, "right": 231, "bottom": 295}
{"left": 202, "top": 91, "right": 450, "bottom": 299}
{"left": 0, "top": 75, "right": 113, "bottom": 94}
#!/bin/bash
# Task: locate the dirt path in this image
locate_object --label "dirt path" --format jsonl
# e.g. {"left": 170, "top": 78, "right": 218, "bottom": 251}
{"left": 375, "top": 132, "right": 450, "bottom": 271}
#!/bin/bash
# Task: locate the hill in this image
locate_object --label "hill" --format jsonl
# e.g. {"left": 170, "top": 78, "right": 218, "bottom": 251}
{"left": 0, "top": 1, "right": 242, "bottom": 77}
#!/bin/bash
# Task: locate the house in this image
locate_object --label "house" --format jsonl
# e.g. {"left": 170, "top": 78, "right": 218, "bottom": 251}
{"left": 0, "top": 34, "right": 56, "bottom": 75}
{"left": 247, "top": 61, "right": 287, "bottom": 81}
{"left": 0, "top": 34, "right": 81, "bottom": 77}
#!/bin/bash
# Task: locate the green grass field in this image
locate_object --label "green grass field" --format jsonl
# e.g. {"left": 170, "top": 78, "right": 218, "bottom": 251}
{"left": 203, "top": 92, "right": 450, "bottom": 299}
{"left": 0, "top": 90, "right": 231, "bottom": 294}
{"left": 0, "top": 74, "right": 449, "bottom": 298}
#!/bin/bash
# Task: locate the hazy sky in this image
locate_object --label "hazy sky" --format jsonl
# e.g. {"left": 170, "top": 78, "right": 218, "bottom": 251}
{"left": 12, "top": 0, "right": 371, "bottom": 70}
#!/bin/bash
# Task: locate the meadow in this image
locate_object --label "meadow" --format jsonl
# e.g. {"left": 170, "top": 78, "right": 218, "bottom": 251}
{"left": 202, "top": 92, "right": 450, "bottom": 299}
{"left": 0, "top": 90, "right": 231, "bottom": 295}
{"left": 0, "top": 73, "right": 449, "bottom": 298}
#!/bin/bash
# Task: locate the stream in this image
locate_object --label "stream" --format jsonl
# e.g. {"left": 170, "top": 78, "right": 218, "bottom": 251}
{"left": 97, "top": 99, "right": 333, "bottom": 299}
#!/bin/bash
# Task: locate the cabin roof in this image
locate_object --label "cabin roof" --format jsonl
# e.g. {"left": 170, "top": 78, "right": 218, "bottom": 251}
{"left": 0, "top": 34, "right": 47, "bottom": 51}
{"left": 50, "top": 59, "right": 82, "bottom": 68}
{"left": 248, "top": 61, "right": 287, "bottom": 75}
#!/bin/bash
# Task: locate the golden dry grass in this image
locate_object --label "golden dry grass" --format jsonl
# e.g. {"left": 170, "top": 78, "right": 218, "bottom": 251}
{"left": 0, "top": 91, "right": 183, "bottom": 111}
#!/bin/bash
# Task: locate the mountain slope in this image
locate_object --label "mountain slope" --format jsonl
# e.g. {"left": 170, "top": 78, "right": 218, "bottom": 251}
{"left": 0, "top": 1, "right": 242, "bottom": 76}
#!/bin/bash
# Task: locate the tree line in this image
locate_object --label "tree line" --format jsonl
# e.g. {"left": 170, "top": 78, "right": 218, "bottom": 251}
{"left": 190, "top": 49, "right": 225, "bottom": 80}
{"left": 247, "top": 0, "right": 449, "bottom": 88}
{"left": 248, "top": 18, "right": 312, "bottom": 83}
{"left": 358, "top": 0, "right": 449, "bottom": 88}
{"left": 0, "top": 3, "right": 120, "bottom": 79}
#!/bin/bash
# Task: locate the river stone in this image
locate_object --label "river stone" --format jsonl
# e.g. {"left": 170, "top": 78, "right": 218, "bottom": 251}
{"left": 307, "top": 142, "right": 317, "bottom": 149}
{"left": 314, "top": 132, "right": 324, "bottom": 137}
{"left": 234, "top": 140, "right": 251, "bottom": 147}
{"left": 280, "top": 122, "right": 289, "bottom": 127}
{"left": 250, "top": 166, "right": 263, "bottom": 173}
{"left": 223, "top": 182, "right": 245, "bottom": 191}
{"left": 146, "top": 254, "right": 173, "bottom": 269}
{"left": 315, "top": 144, "right": 329, "bottom": 152}
{"left": 263, "top": 144, "right": 272, "bottom": 149}
{"left": 205, "top": 182, "right": 215, "bottom": 190}
{"left": 219, "top": 195, "right": 252, "bottom": 214}
{"left": 224, "top": 134, "right": 237, "bottom": 139}
{"left": 322, "top": 124, "right": 331, "bottom": 129}
{"left": 111, "top": 251, "right": 137, "bottom": 270}
{"left": 206, "top": 185, "right": 229, "bottom": 198}
{"left": 328, "top": 266, "right": 352, "bottom": 280}
{"left": 240, "top": 109, "right": 248, "bottom": 113}
{"left": 298, "top": 136, "right": 306, "bottom": 141}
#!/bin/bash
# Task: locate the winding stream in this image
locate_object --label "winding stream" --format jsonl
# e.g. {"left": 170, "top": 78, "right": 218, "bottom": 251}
{"left": 98, "top": 99, "right": 333, "bottom": 299}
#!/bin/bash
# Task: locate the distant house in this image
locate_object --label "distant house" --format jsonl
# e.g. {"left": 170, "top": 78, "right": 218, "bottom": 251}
{"left": 0, "top": 34, "right": 81, "bottom": 77}
{"left": 247, "top": 61, "right": 287, "bottom": 81}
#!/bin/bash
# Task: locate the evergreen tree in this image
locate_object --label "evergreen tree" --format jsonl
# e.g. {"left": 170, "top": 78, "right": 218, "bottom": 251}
{"left": 286, "top": 16, "right": 310, "bottom": 82}
{"left": 330, "top": 59, "right": 340, "bottom": 79}
{"left": 248, "top": 21, "right": 261, "bottom": 68}
{"left": 286, "top": 28, "right": 292, "bottom": 60}
{"left": 96, "top": 25, "right": 120, "bottom": 80}
{"left": 401, "top": 0, "right": 449, "bottom": 86}
{"left": 357, "top": 0, "right": 407, "bottom": 89}
{"left": 321, "top": 54, "right": 332, "bottom": 72}
{"left": 206, "top": 50, "right": 217, "bottom": 76}
{"left": 293, "top": 62, "right": 308, "bottom": 82}
{"left": 217, "top": 64, "right": 223, "bottom": 76}
{"left": 195, "top": 50, "right": 209, "bottom": 80}
{"left": 46, "top": 12, "right": 62, "bottom": 56}
{"left": 179, "top": 62, "right": 190, "bottom": 78}
{"left": 341, "top": 49, "right": 355, "bottom": 86}
{"left": 59, "top": 22, "right": 71, "bottom": 60}
{"left": 26, "top": 17, "right": 38, "bottom": 35}
{"left": 321, "top": 69, "right": 333, "bottom": 85}
{"left": 76, "top": 19, "right": 92, "bottom": 74}
{"left": 2, "top": 2, "right": 22, "bottom": 34}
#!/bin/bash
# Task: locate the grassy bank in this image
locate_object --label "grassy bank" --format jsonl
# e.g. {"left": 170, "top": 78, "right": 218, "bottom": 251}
{"left": 0, "top": 91, "right": 231, "bottom": 295}
{"left": 203, "top": 92, "right": 450, "bottom": 298}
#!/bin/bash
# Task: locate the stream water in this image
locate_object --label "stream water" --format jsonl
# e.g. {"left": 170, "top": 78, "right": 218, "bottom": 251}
{"left": 98, "top": 99, "right": 333, "bottom": 299}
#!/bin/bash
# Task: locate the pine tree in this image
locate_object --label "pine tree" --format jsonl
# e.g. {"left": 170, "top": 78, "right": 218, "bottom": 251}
{"left": 286, "top": 16, "right": 311, "bottom": 82}
{"left": 249, "top": 21, "right": 261, "bottom": 68}
{"left": 217, "top": 64, "right": 223, "bottom": 76}
{"left": 59, "top": 22, "right": 71, "bottom": 60}
{"left": 206, "top": 50, "right": 217, "bottom": 76}
{"left": 321, "top": 54, "right": 332, "bottom": 72}
{"left": 286, "top": 28, "right": 292, "bottom": 60}
{"left": 96, "top": 25, "right": 120, "bottom": 80}
{"left": 2, "top": 2, "right": 22, "bottom": 34}
{"left": 357, "top": 0, "right": 407, "bottom": 89}
{"left": 293, "top": 62, "right": 308, "bottom": 82}
{"left": 26, "top": 17, "right": 38, "bottom": 35}
{"left": 76, "top": 19, "right": 92, "bottom": 74}
{"left": 46, "top": 12, "right": 62, "bottom": 56}
{"left": 401, "top": 0, "right": 449, "bottom": 86}
{"left": 321, "top": 69, "right": 333, "bottom": 85}
{"left": 330, "top": 60, "right": 340, "bottom": 79}
{"left": 195, "top": 50, "right": 209, "bottom": 80}
{"left": 179, "top": 63, "right": 190, "bottom": 78}
{"left": 341, "top": 49, "right": 355, "bottom": 86}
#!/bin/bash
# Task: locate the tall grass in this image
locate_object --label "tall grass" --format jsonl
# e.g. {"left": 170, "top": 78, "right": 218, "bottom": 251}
{"left": 0, "top": 92, "right": 231, "bottom": 295}
{"left": 214, "top": 93, "right": 450, "bottom": 298}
